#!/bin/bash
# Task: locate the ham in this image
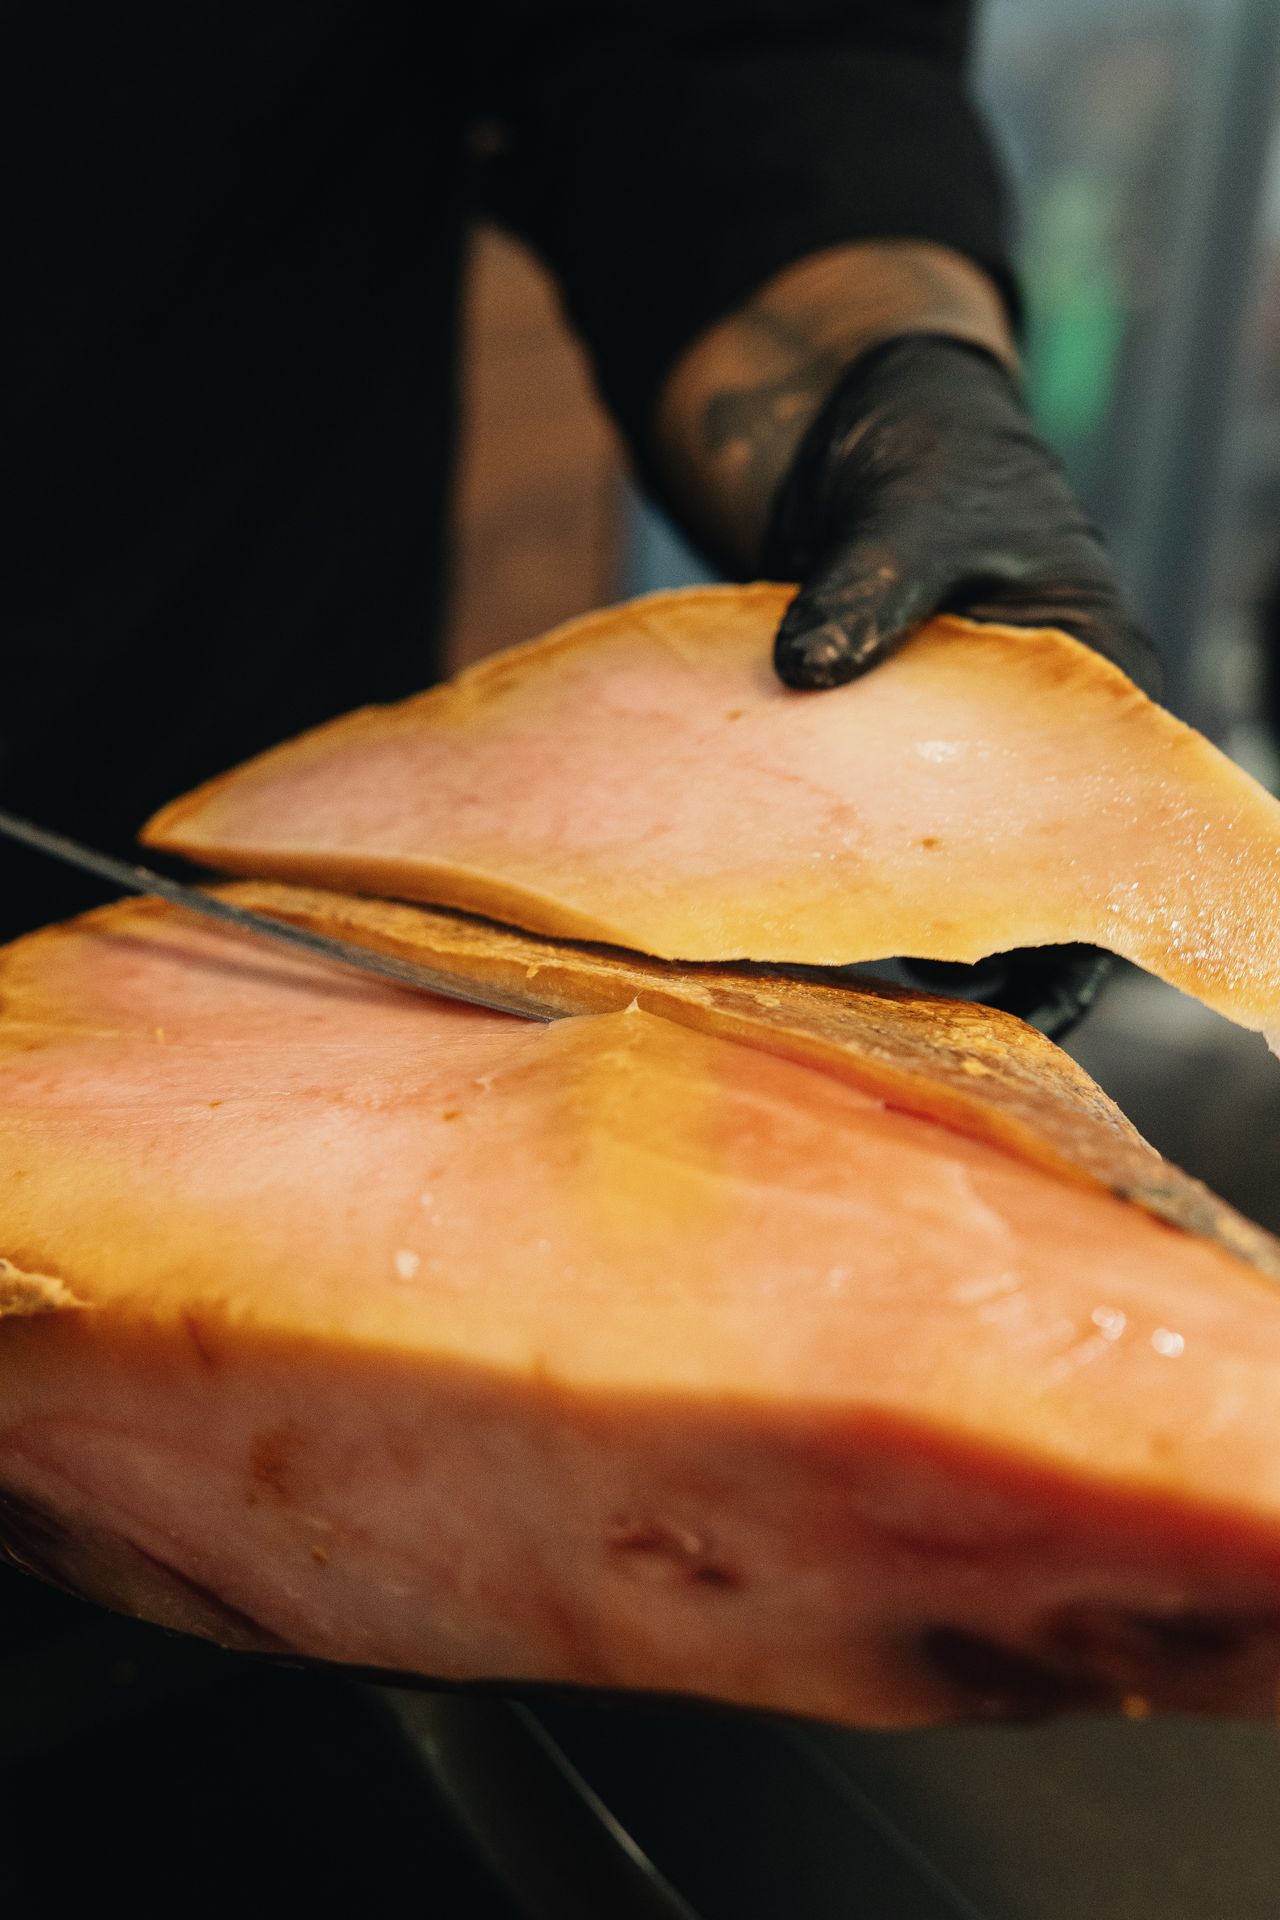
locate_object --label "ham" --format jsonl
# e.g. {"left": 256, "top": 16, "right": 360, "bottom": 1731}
{"left": 6, "top": 890, "right": 1280, "bottom": 1726}
{"left": 145, "top": 584, "right": 1280, "bottom": 1041}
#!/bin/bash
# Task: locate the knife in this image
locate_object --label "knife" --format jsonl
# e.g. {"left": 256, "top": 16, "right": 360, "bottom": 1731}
{"left": 0, "top": 808, "right": 556, "bottom": 1024}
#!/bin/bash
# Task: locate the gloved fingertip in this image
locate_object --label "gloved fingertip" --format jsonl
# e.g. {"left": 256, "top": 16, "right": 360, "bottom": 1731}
{"left": 774, "top": 618, "right": 872, "bottom": 691}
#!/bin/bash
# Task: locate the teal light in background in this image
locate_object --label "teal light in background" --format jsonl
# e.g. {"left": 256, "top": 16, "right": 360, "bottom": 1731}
{"left": 1022, "top": 174, "right": 1128, "bottom": 453}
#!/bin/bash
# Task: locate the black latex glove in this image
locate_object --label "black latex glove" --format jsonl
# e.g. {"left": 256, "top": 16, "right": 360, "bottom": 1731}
{"left": 763, "top": 333, "right": 1160, "bottom": 1041}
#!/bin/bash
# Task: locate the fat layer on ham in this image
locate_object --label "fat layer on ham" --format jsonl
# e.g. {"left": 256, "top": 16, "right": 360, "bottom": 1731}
{"left": 145, "top": 584, "right": 1280, "bottom": 1038}
{"left": 6, "top": 894, "right": 1280, "bottom": 1727}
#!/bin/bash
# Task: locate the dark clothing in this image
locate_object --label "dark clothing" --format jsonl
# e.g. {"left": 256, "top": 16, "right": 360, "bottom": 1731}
{"left": 0, "top": 0, "right": 1011, "bottom": 936}
{"left": 486, "top": 4, "right": 1015, "bottom": 451}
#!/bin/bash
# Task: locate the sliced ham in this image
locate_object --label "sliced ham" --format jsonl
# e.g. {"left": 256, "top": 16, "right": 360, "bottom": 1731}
{"left": 6, "top": 892, "right": 1280, "bottom": 1726}
{"left": 145, "top": 584, "right": 1280, "bottom": 1039}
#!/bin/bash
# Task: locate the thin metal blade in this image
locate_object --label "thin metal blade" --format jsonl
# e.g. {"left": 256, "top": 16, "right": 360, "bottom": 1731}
{"left": 0, "top": 808, "right": 556, "bottom": 1023}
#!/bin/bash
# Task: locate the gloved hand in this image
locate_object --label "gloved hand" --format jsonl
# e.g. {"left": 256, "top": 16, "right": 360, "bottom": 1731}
{"left": 763, "top": 333, "right": 1160, "bottom": 1040}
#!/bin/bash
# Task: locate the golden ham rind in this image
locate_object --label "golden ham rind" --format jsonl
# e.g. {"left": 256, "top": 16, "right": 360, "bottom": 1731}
{"left": 7, "top": 896, "right": 1280, "bottom": 1727}
{"left": 145, "top": 584, "right": 1280, "bottom": 1037}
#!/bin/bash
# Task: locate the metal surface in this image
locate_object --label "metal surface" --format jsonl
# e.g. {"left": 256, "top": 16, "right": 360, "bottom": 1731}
{"left": 0, "top": 808, "right": 557, "bottom": 1023}
{"left": 403, "top": 1693, "right": 990, "bottom": 1920}
{"left": 411, "top": 1696, "right": 702, "bottom": 1920}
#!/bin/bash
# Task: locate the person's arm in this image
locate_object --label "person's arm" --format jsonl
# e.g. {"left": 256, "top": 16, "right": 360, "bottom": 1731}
{"left": 653, "top": 237, "right": 1018, "bottom": 574}
{"left": 654, "top": 242, "right": 1158, "bottom": 703}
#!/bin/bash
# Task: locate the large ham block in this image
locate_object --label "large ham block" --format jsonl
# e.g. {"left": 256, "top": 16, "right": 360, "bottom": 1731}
{"left": 5, "top": 891, "right": 1280, "bottom": 1727}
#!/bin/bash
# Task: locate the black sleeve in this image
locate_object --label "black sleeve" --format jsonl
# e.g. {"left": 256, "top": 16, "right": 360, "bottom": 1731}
{"left": 478, "top": 2, "right": 1016, "bottom": 455}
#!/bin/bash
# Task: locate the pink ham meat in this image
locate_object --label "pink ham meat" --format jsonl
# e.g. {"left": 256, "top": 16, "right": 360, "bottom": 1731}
{"left": 145, "top": 584, "right": 1280, "bottom": 1039}
{"left": 6, "top": 893, "right": 1280, "bottom": 1726}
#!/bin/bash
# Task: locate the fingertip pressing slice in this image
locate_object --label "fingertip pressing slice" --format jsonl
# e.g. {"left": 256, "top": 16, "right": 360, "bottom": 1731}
{"left": 144, "top": 584, "right": 1280, "bottom": 1038}
{"left": 7, "top": 897, "right": 1280, "bottom": 1727}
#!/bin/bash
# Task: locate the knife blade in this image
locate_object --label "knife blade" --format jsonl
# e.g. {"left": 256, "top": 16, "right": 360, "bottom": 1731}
{"left": 0, "top": 808, "right": 556, "bottom": 1023}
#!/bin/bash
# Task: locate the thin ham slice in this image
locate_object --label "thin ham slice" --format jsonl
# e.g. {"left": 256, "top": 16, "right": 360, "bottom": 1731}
{"left": 145, "top": 584, "right": 1280, "bottom": 1038}
{"left": 6, "top": 891, "right": 1280, "bottom": 1727}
